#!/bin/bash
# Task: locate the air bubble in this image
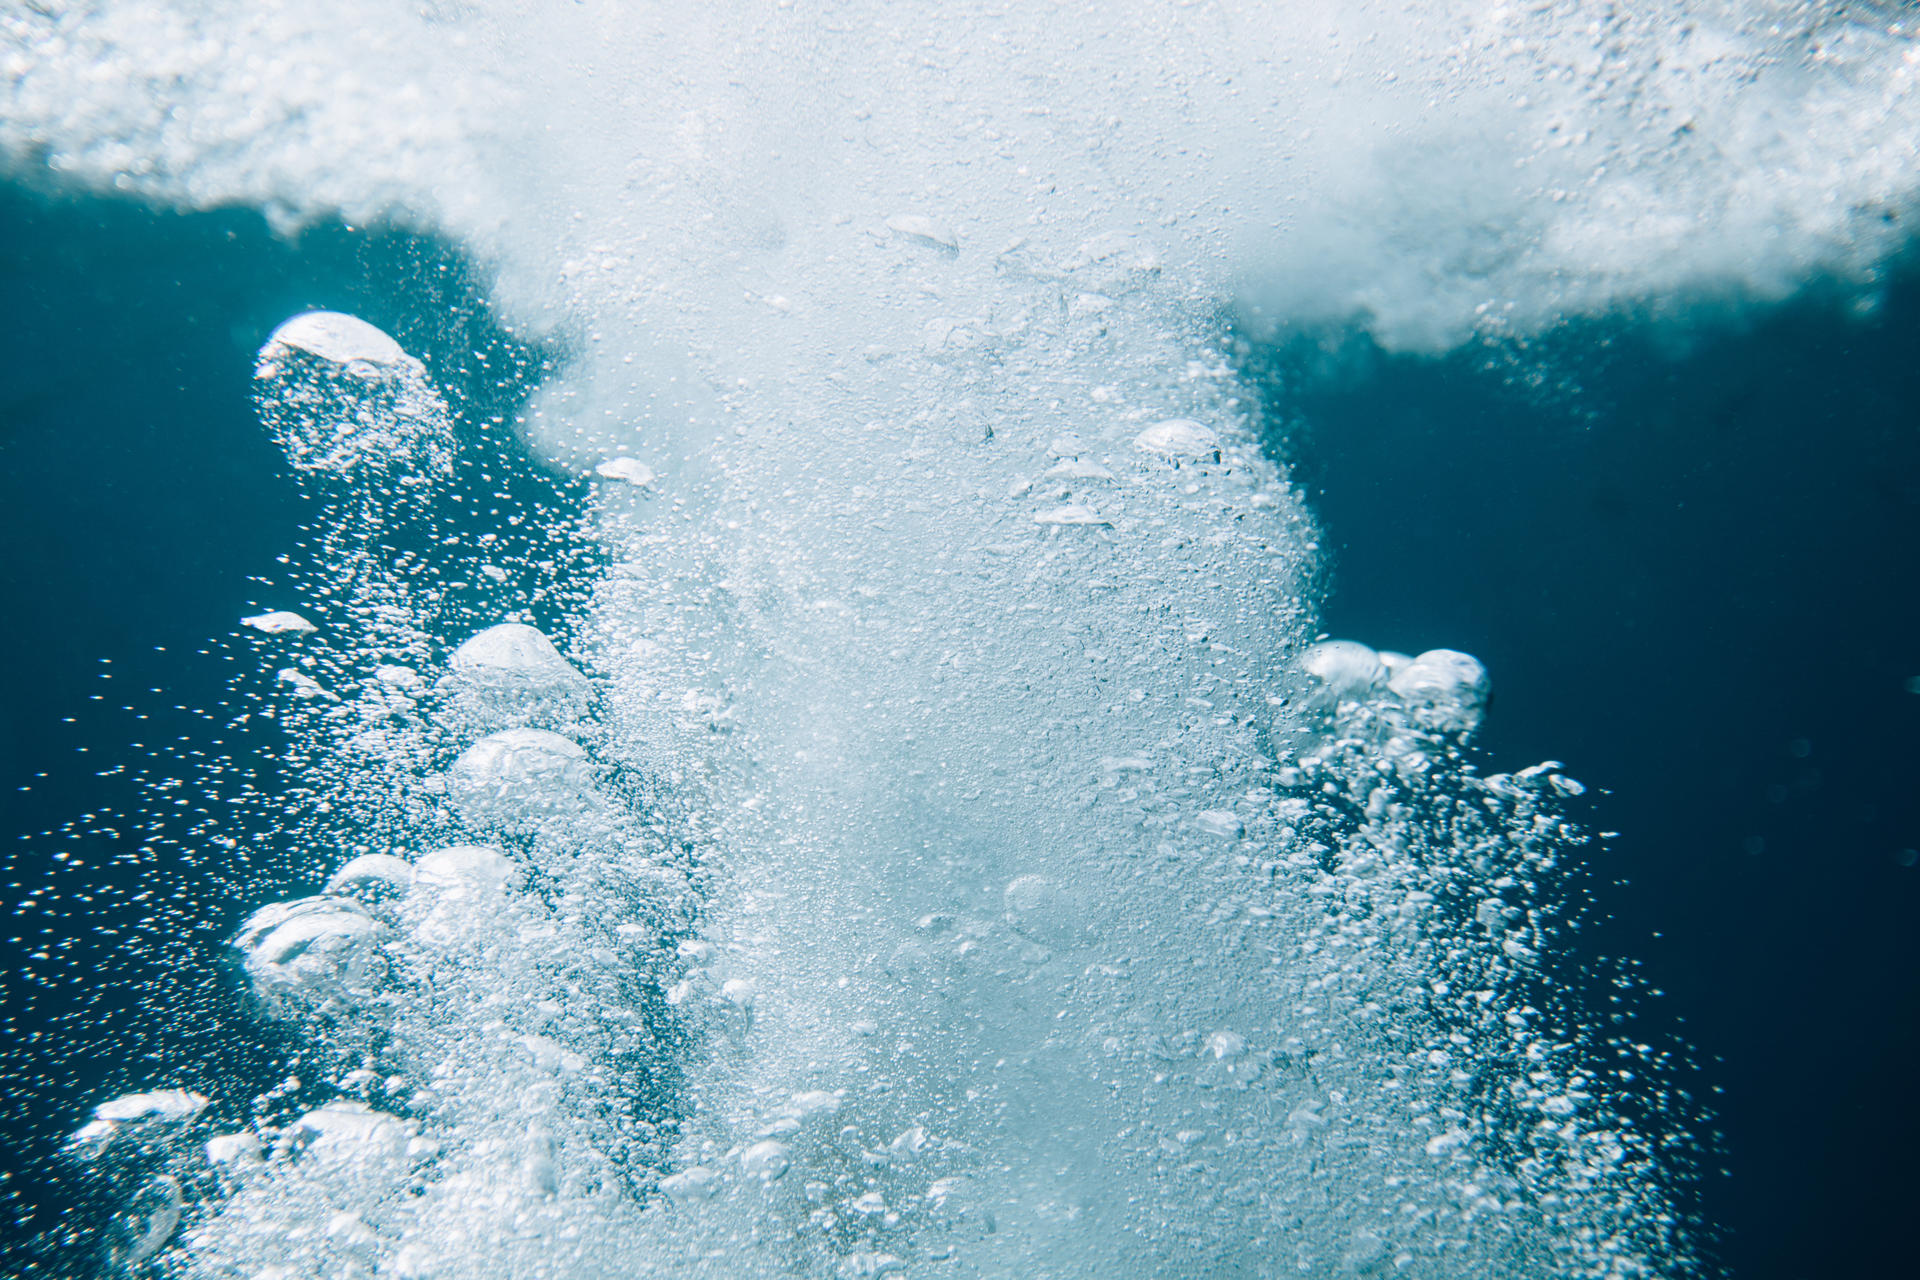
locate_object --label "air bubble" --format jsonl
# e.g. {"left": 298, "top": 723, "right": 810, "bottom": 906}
{"left": 1135, "top": 419, "right": 1220, "bottom": 459}
{"left": 241, "top": 610, "right": 316, "bottom": 635}
{"left": 444, "top": 623, "right": 591, "bottom": 731}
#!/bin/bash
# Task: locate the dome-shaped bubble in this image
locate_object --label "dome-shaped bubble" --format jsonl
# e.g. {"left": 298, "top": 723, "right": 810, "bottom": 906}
{"left": 1134, "top": 418, "right": 1220, "bottom": 460}
{"left": 411, "top": 844, "right": 520, "bottom": 898}
{"left": 443, "top": 623, "right": 591, "bottom": 732}
{"left": 261, "top": 312, "right": 412, "bottom": 370}
{"left": 1297, "top": 640, "right": 1388, "bottom": 719}
{"left": 281, "top": 1102, "right": 415, "bottom": 1185}
{"left": 235, "top": 897, "right": 388, "bottom": 1016}
{"left": 67, "top": 1089, "right": 209, "bottom": 1162}
{"left": 594, "top": 456, "right": 656, "bottom": 486}
{"left": 446, "top": 729, "right": 595, "bottom": 825}
{"left": 240, "top": 610, "right": 317, "bottom": 635}
{"left": 325, "top": 854, "right": 415, "bottom": 912}
{"left": 1388, "top": 649, "right": 1491, "bottom": 736}
{"left": 253, "top": 310, "right": 454, "bottom": 482}
{"left": 93, "top": 1089, "right": 209, "bottom": 1126}
{"left": 403, "top": 845, "right": 520, "bottom": 946}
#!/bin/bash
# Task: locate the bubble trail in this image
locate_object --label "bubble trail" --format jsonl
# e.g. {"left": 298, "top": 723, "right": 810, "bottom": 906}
{"left": 64, "top": 278, "right": 1685, "bottom": 1278}
{"left": 548, "top": 254, "right": 1688, "bottom": 1278}
{"left": 65, "top": 317, "right": 698, "bottom": 1279}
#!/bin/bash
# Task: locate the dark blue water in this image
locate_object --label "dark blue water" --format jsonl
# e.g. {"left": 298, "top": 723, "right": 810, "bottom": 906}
{"left": 4, "top": 180, "right": 1917, "bottom": 1277}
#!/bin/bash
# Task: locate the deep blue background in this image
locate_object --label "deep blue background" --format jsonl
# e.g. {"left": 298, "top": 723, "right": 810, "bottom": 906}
{"left": 3, "top": 180, "right": 1917, "bottom": 1277}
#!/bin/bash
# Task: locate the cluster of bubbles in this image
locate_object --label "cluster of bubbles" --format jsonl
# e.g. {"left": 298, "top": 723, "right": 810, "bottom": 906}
{"left": 63, "top": 650, "right": 699, "bottom": 1277}
{"left": 1272, "top": 641, "right": 1694, "bottom": 1270}
{"left": 54, "top": 291, "right": 1697, "bottom": 1278}
{"left": 63, "top": 322, "right": 698, "bottom": 1278}
{"left": 230, "top": 307, "right": 607, "bottom": 880}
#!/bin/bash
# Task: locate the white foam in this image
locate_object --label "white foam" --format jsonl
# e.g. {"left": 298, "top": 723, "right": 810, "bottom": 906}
{"left": 4, "top": 4, "right": 1913, "bottom": 385}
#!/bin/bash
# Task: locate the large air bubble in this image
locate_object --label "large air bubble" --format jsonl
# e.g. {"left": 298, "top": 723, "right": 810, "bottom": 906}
{"left": 256, "top": 312, "right": 453, "bottom": 483}
{"left": 237, "top": 896, "right": 385, "bottom": 998}
{"left": 442, "top": 622, "right": 592, "bottom": 732}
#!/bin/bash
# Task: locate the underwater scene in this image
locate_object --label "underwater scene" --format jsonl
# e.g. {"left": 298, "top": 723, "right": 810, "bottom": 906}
{"left": 3, "top": 5, "right": 1918, "bottom": 1279}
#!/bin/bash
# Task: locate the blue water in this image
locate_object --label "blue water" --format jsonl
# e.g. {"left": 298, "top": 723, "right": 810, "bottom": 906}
{"left": 4, "top": 181, "right": 1918, "bottom": 1278}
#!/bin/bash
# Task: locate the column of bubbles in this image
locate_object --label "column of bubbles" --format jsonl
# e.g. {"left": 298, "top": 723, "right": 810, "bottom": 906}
{"left": 539, "top": 222, "right": 1689, "bottom": 1280}
{"left": 182, "top": 632, "right": 697, "bottom": 1280}
{"left": 245, "top": 312, "right": 461, "bottom": 855}
{"left": 1264, "top": 640, "right": 1689, "bottom": 1277}
{"left": 62, "top": 317, "right": 701, "bottom": 1279}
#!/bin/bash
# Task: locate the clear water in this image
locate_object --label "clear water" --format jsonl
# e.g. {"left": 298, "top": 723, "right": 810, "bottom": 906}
{"left": 5, "top": 5, "right": 1919, "bottom": 1278}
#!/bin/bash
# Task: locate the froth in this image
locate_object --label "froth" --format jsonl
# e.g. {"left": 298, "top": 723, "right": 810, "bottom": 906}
{"left": 4, "top": 3, "right": 1915, "bottom": 398}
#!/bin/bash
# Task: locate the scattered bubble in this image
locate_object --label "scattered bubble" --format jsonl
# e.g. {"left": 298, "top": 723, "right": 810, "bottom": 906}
{"left": 1134, "top": 419, "right": 1220, "bottom": 459}
{"left": 594, "top": 456, "right": 656, "bottom": 486}
{"left": 240, "top": 610, "right": 316, "bottom": 635}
